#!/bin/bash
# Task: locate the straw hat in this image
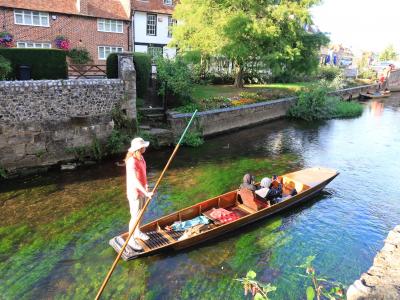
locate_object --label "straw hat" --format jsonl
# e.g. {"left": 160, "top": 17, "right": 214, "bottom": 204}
{"left": 128, "top": 137, "right": 150, "bottom": 153}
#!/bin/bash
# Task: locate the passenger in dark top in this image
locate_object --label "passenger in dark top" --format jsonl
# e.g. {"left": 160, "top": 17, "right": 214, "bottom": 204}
{"left": 239, "top": 173, "right": 257, "bottom": 192}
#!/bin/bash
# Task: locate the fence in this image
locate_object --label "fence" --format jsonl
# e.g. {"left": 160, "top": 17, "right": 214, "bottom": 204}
{"left": 68, "top": 64, "right": 107, "bottom": 79}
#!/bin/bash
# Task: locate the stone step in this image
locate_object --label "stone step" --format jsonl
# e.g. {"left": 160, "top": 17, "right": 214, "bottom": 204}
{"left": 138, "top": 107, "right": 164, "bottom": 114}
{"left": 148, "top": 128, "right": 174, "bottom": 146}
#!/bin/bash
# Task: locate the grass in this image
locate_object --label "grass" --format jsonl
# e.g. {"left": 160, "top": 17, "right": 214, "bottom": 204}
{"left": 333, "top": 100, "right": 364, "bottom": 118}
{"left": 191, "top": 83, "right": 310, "bottom": 101}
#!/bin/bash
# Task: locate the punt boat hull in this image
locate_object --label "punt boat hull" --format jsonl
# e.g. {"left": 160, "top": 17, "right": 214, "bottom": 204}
{"left": 110, "top": 167, "right": 339, "bottom": 260}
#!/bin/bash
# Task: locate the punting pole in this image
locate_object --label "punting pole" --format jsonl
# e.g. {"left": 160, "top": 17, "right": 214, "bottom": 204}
{"left": 95, "top": 110, "right": 198, "bottom": 300}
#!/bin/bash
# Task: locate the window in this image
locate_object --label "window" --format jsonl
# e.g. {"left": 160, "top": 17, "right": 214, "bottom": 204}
{"left": 168, "top": 16, "right": 177, "bottom": 38}
{"left": 17, "top": 42, "right": 51, "bottom": 48}
{"left": 164, "top": 0, "right": 173, "bottom": 5}
{"left": 97, "top": 19, "right": 123, "bottom": 33}
{"left": 146, "top": 14, "right": 157, "bottom": 36}
{"left": 14, "top": 9, "right": 49, "bottom": 27}
{"left": 148, "top": 46, "right": 163, "bottom": 63}
{"left": 98, "top": 46, "right": 123, "bottom": 60}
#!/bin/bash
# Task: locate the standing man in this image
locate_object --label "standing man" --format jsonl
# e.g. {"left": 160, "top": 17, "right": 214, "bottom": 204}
{"left": 125, "top": 137, "right": 153, "bottom": 251}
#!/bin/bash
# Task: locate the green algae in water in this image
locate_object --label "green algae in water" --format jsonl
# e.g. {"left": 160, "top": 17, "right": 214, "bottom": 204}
{"left": 0, "top": 185, "right": 150, "bottom": 300}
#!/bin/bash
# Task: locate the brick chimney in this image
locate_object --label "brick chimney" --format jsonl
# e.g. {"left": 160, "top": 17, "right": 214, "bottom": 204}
{"left": 76, "top": 0, "right": 89, "bottom": 15}
{"left": 119, "top": 0, "right": 131, "bottom": 18}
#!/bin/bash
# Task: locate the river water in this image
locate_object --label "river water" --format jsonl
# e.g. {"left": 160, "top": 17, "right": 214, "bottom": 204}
{"left": 1, "top": 97, "right": 400, "bottom": 299}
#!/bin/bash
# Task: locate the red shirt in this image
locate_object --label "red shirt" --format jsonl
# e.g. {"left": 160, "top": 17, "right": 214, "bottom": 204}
{"left": 126, "top": 155, "right": 147, "bottom": 198}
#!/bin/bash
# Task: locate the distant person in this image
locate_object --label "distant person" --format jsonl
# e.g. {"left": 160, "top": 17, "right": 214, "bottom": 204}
{"left": 239, "top": 173, "right": 257, "bottom": 192}
{"left": 125, "top": 137, "right": 153, "bottom": 251}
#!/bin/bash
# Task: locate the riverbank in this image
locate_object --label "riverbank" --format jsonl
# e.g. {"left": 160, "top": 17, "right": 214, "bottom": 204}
{"left": 347, "top": 225, "right": 400, "bottom": 299}
{"left": 0, "top": 84, "right": 377, "bottom": 178}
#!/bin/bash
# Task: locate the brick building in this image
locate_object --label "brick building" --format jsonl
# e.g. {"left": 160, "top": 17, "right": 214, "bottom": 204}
{"left": 0, "top": 0, "right": 131, "bottom": 64}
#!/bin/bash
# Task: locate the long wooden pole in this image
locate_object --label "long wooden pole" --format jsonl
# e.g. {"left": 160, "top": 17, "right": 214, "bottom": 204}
{"left": 95, "top": 110, "right": 198, "bottom": 300}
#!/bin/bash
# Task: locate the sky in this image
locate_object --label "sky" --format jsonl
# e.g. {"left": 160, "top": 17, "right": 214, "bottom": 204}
{"left": 310, "top": 0, "right": 400, "bottom": 54}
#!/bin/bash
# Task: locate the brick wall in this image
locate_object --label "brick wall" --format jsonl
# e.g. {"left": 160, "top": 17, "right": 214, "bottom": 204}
{"left": 0, "top": 7, "right": 130, "bottom": 64}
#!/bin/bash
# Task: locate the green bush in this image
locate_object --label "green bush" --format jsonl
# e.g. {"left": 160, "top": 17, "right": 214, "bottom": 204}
{"left": 67, "top": 47, "right": 92, "bottom": 64}
{"left": 133, "top": 53, "right": 151, "bottom": 98}
{"left": 0, "top": 55, "right": 12, "bottom": 79}
{"left": 180, "top": 131, "right": 204, "bottom": 147}
{"left": 358, "top": 69, "right": 377, "bottom": 80}
{"left": 0, "top": 48, "right": 67, "bottom": 80}
{"left": 318, "top": 66, "right": 342, "bottom": 81}
{"left": 156, "top": 56, "right": 194, "bottom": 108}
{"left": 287, "top": 84, "right": 363, "bottom": 121}
{"left": 106, "top": 52, "right": 151, "bottom": 98}
{"left": 106, "top": 53, "right": 118, "bottom": 78}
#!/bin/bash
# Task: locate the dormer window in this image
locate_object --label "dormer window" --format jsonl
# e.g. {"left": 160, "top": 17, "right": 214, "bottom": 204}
{"left": 164, "top": 0, "right": 173, "bottom": 6}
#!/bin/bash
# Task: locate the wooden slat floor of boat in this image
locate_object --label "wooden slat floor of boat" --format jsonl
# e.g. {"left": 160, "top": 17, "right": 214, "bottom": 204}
{"left": 166, "top": 230, "right": 185, "bottom": 241}
{"left": 142, "top": 231, "right": 171, "bottom": 250}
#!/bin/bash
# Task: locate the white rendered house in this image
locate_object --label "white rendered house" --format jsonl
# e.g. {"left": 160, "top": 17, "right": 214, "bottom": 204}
{"left": 132, "top": 0, "right": 177, "bottom": 65}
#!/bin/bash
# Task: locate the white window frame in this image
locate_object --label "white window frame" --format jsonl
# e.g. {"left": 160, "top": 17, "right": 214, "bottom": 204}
{"left": 98, "top": 46, "right": 123, "bottom": 60}
{"left": 164, "top": 0, "right": 173, "bottom": 5}
{"left": 97, "top": 19, "right": 124, "bottom": 33}
{"left": 14, "top": 9, "right": 49, "bottom": 27}
{"left": 168, "top": 16, "right": 177, "bottom": 38}
{"left": 17, "top": 41, "right": 52, "bottom": 49}
{"left": 146, "top": 14, "right": 157, "bottom": 36}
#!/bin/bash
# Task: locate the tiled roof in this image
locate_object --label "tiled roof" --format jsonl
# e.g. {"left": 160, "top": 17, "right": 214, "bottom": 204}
{"left": 132, "top": 0, "right": 175, "bottom": 15}
{"left": 86, "top": 1, "right": 130, "bottom": 20}
{"left": 0, "top": 0, "right": 130, "bottom": 20}
{"left": 0, "top": 0, "right": 78, "bottom": 14}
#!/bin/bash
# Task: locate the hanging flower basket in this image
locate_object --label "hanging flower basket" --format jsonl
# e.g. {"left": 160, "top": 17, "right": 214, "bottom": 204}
{"left": 54, "top": 35, "right": 70, "bottom": 50}
{"left": 0, "top": 32, "right": 14, "bottom": 48}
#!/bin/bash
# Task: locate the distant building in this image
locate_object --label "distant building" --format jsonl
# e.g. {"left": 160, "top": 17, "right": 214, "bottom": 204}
{"left": 320, "top": 44, "right": 354, "bottom": 67}
{"left": 0, "top": 0, "right": 131, "bottom": 64}
{"left": 132, "top": 0, "right": 177, "bottom": 63}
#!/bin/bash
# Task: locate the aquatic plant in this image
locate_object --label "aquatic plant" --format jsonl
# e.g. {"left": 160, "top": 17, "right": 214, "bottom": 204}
{"left": 0, "top": 165, "right": 7, "bottom": 179}
{"left": 236, "top": 270, "right": 276, "bottom": 300}
{"left": 298, "top": 255, "right": 345, "bottom": 300}
{"left": 180, "top": 130, "right": 204, "bottom": 147}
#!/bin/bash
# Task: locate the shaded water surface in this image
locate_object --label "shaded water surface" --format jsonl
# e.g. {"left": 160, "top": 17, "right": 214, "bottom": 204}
{"left": 1, "top": 97, "right": 400, "bottom": 299}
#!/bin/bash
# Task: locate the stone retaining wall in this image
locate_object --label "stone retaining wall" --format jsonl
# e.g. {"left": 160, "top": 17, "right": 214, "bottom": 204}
{"left": 347, "top": 225, "right": 400, "bottom": 299}
{"left": 168, "top": 97, "right": 294, "bottom": 138}
{"left": 0, "top": 79, "right": 123, "bottom": 123}
{"left": 0, "top": 79, "right": 123, "bottom": 172}
{"left": 167, "top": 85, "right": 377, "bottom": 138}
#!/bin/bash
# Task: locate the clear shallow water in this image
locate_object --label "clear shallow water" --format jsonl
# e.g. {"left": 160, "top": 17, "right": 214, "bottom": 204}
{"left": 1, "top": 97, "right": 400, "bottom": 299}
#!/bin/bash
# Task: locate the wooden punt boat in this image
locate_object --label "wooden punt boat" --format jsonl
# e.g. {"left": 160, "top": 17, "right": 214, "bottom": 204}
{"left": 110, "top": 167, "right": 339, "bottom": 261}
{"left": 360, "top": 91, "right": 391, "bottom": 99}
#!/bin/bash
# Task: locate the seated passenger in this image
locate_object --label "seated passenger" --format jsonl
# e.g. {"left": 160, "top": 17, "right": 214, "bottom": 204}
{"left": 255, "top": 177, "right": 271, "bottom": 199}
{"left": 267, "top": 175, "right": 283, "bottom": 204}
{"left": 239, "top": 173, "right": 257, "bottom": 192}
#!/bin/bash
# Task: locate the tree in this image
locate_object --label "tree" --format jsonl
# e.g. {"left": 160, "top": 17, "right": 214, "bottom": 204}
{"left": 172, "top": 0, "right": 328, "bottom": 87}
{"left": 379, "top": 44, "right": 398, "bottom": 61}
